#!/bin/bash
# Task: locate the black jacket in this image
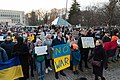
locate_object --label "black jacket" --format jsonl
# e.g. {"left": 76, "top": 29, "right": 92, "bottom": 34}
{"left": 12, "top": 37, "right": 29, "bottom": 78}
{"left": 89, "top": 45, "right": 107, "bottom": 76}
{"left": 0, "top": 40, "right": 14, "bottom": 59}
{"left": 78, "top": 35, "right": 89, "bottom": 53}
{"left": 51, "top": 37, "right": 65, "bottom": 47}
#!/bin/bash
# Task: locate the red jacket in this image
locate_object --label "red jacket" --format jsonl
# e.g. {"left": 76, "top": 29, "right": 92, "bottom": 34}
{"left": 104, "top": 40, "right": 118, "bottom": 50}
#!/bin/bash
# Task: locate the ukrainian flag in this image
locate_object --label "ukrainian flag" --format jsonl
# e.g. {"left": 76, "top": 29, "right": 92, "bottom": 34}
{"left": 0, "top": 57, "right": 23, "bottom": 80}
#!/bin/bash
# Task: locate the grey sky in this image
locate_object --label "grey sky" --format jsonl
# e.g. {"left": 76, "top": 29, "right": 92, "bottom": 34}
{"left": 0, "top": 0, "right": 109, "bottom": 13}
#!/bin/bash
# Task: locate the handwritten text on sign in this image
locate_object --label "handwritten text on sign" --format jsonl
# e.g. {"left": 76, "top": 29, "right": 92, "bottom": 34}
{"left": 35, "top": 46, "right": 47, "bottom": 55}
{"left": 53, "top": 43, "right": 70, "bottom": 72}
{"left": 81, "top": 37, "right": 95, "bottom": 48}
{"left": 54, "top": 55, "right": 70, "bottom": 72}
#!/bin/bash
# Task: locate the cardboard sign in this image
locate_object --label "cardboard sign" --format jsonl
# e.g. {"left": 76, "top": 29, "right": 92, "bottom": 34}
{"left": 53, "top": 43, "right": 70, "bottom": 72}
{"left": 81, "top": 37, "right": 95, "bottom": 48}
{"left": 35, "top": 46, "right": 47, "bottom": 55}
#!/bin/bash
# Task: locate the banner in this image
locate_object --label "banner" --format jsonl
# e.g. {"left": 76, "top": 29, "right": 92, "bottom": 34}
{"left": 53, "top": 43, "right": 70, "bottom": 72}
{"left": 35, "top": 46, "right": 47, "bottom": 55}
{"left": 0, "top": 57, "right": 23, "bottom": 80}
{"left": 81, "top": 37, "right": 95, "bottom": 48}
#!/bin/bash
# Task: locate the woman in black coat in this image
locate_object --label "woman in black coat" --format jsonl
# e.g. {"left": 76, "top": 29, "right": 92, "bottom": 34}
{"left": 89, "top": 39, "right": 108, "bottom": 80}
{"left": 12, "top": 37, "right": 29, "bottom": 80}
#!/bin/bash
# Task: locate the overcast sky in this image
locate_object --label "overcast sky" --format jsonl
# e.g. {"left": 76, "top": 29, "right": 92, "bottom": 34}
{"left": 0, "top": 0, "right": 109, "bottom": 13}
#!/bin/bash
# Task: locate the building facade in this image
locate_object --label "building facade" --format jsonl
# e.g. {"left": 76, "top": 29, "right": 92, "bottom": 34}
{"left": 0, "top": 9, "right": 25, "bottom": 26}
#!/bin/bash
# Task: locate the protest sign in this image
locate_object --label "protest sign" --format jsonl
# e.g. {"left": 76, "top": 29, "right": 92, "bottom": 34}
{"left": 117, "top": 39, "right": 120, "bottom": 46}
{"left": 81, "top": 37, "right": 95, "bottom": 48}
{"left": 0, "top": 36, "right": 4, "bottom": 41}
{"left": 35, "top": 46, "right": 47, "bottom": 55}
{"left": 53, "top": 43, "right": 70, "bottom": 72}
{"left": 54, "top": 55, "right": 70, "bottom": 72}
{"left": 72, "top": 31, "right": 79, "bottom": 39}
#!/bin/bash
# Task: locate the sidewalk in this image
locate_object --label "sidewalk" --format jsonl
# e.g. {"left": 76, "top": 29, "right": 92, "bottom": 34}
{"left": 28, "top": 60, "right": 120, "bottom": 80}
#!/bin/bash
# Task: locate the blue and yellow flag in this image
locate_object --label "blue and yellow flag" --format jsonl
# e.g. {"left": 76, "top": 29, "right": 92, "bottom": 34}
{"left": 0, "top": 57, "right": 23, "bottom": 80}
{"left": 53, "top": 43, "right": 70, "bottom": 72}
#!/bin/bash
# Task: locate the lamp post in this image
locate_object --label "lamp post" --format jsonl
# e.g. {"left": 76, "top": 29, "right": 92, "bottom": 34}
{"left": 65, "top": 0, "right": 68, "bottom": 20}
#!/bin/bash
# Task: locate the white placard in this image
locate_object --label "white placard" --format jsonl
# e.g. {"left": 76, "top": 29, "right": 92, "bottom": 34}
{"left": 81, "top": 37, "right": 95, "bottom": 48}
{"left": 117, "top": 39, "right": 120, "bottom": 46}
{"left": 35, "top": 46, "right": 47, "bottom": 55}
{"left": 0, "top": 36, "right": 4, "bottom": 41}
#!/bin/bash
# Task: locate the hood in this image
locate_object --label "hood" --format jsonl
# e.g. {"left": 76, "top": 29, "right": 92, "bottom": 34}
{"left": 35, "top": 39, "right": 42, "bottom": 46}
{"left": 16, "top": 37, "right": 23, "bottom": 44}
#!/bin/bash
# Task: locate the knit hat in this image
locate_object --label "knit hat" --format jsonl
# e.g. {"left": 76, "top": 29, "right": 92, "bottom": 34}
{"left": 35, "top": 39, "right": 42, "bottom": 46}
{"left": 72, "top": 44, "right": 78, "bottom": 49}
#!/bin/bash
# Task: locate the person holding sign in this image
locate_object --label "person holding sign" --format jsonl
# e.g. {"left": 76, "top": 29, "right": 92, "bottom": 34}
{"left": 78, "top": 30, "right": 91, "bottom": 72}
{"left": 32, "top": 39, "right": 45, "bottom": 80}
{"left": 51, "top": 31, "right": 66, "bottom": 79}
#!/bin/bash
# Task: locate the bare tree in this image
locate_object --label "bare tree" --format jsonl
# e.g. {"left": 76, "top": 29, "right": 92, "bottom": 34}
{"left": 105, "top": 0, "right": 118, "bottom": 27}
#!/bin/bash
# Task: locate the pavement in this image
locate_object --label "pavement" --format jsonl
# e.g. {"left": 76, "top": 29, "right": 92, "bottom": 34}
{"left": 27, "top": 60, "right": 120, "bottom": 80}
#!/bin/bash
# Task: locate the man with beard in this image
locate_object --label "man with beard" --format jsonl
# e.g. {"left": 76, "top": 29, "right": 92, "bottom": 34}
{"left": 51, "top": 31, "right": 66, "bottom": 79}
{"left": 0, "top": 35, "right": 14, "bottom": 59}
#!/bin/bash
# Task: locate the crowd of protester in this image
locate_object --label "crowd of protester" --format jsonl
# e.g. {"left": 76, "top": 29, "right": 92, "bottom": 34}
{"left": 0, "top": 25, "right": 120, "bottom": 80}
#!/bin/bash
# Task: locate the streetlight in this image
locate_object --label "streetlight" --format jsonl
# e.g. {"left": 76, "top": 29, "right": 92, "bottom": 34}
{"left": 65, "top": 0, "right": 68, "bottom": 20}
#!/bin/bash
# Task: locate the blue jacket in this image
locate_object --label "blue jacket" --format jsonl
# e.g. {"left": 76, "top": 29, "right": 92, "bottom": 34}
{"left": 72, "top": 50, "right": 81, "bottom": 65}
{"left": 0, "top": 47, "right": 8, "bottom": 62}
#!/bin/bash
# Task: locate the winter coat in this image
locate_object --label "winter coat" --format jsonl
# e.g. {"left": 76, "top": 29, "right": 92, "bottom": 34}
{"left": 51, "top": 37, "right": 66, "bottom": 60}
{"left": 0, "top": 47, "right": 8, "bottom": 62}
{"left": 43, "top": 38, "right": 52, "bottom": 59}
{"left": 51, "top": 37, "right": 65, "bottom": 46}
{"left": 32, "top": 49, "right": 44, "bottom": 62}
{"left": 89, "top": 45, "right": 107, "bottom": 76}
{"left": 12, "top": 37, "right": 29, "bottom": 79}
{"left": 102, "top": 36, "right": 111, "bottom": 43}
{"left": 78, "top": 35, "right": 89, "bottom": 54}
{"left": 72, "top": 50, "right": 81, "bottom": 65}
{"left": 0, "top": 40, "right": 14, "bottom": 59}
{"left": 104, "top": 40, "right": 118, "bottom": 51}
